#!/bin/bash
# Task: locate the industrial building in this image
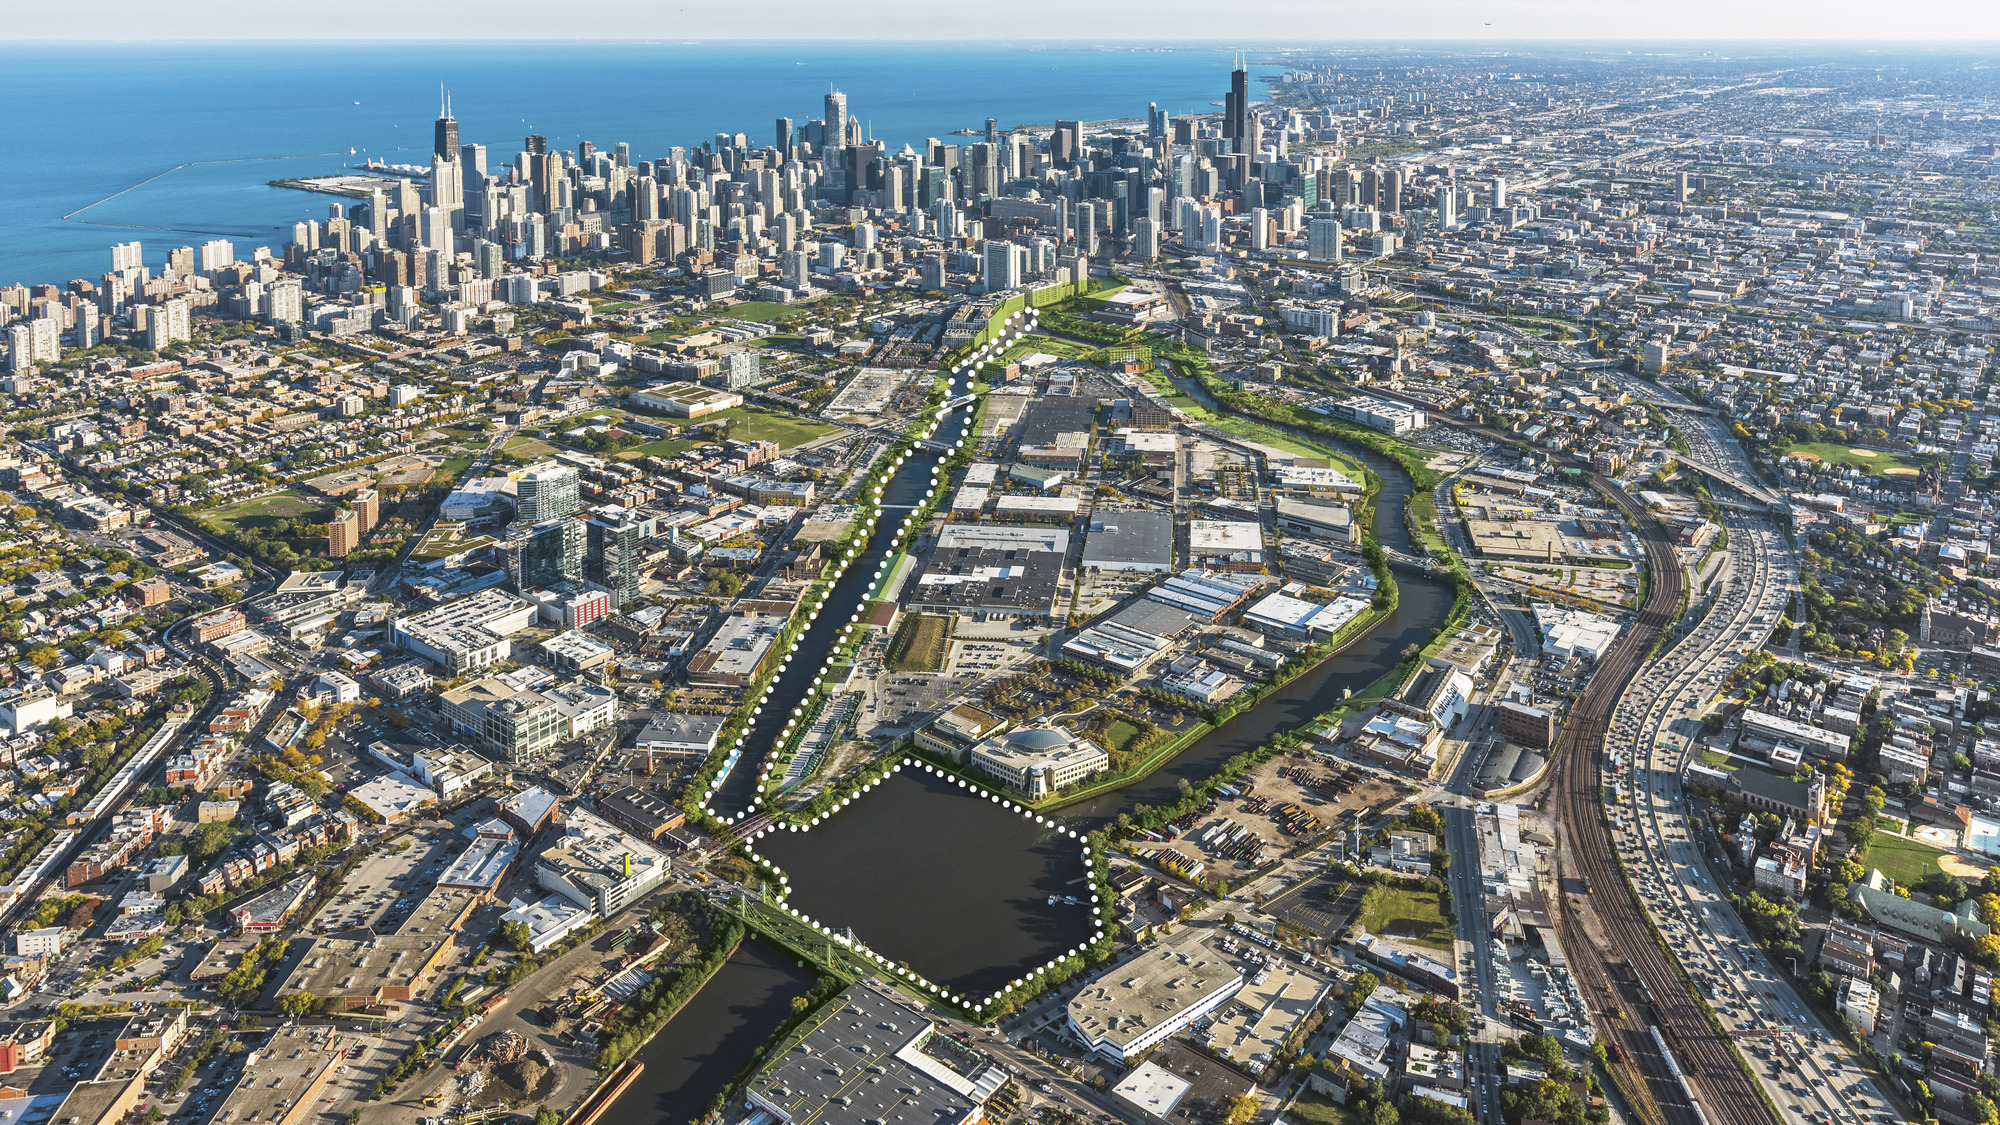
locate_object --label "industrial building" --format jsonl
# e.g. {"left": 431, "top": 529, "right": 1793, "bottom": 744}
{"left": 1310, "top": 395, "right": 1427, "bottom": 434}
{"left": 631, "top": 380, "right": 743, "bottom": 418}
{"left": 685, "top": 610, "right": 786, "bottom": 687}
{"left": 1531, "top": 603, "right": 1622, "bottom": 663}
{"left": 747, "top": 986, "right": 1004, "bottom": 1125}
{"left": 276, "top": 932, "right": 456, "bottom": 1008}
{"left": 631, "top": 712, "right": 728, "bottom": 755}
{"left": 1273, "top": 496, "right": 1359, "bottom": 544}
{"left": 533, "top": 808, "right": 673, "bottom": 918}
{"left": 1066, "top": 931, "right": 1244, "bottom": 1062}
{"left": 907, "top": 544, "right": 1065, "bottom": 622}
{"left": 1079, "top": 510, "right": 1173, "bottom": 573}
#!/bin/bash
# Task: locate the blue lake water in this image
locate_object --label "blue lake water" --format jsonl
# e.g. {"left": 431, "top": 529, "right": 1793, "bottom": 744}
{"left": 0, "top": 42, "right": 1270, "bottom": 287}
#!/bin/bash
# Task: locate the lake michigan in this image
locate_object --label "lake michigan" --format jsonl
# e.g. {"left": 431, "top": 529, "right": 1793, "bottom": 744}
{"left": 0, "top": 42, "right": 1270, "bottom": 287}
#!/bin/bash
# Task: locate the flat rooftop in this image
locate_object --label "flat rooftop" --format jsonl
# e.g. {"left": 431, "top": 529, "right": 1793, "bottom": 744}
{"left": 935, "top": 523, "right": 1072, "bottom": 555}
{"left": 1066, "top": 932, "right": 1242, "bottom": 1055}
{"left": 206, "top": 1025, "right": 339, "bottom": 1125}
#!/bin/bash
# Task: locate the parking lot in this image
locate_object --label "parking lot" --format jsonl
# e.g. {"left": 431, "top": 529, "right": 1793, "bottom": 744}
{"left": 312, "top": 833, "right": 462, "bottom": 934}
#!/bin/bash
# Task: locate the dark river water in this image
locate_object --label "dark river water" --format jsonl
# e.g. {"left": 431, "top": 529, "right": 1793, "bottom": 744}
{"left": 706, "top": 394, "right": 975, "bottom": 818}
{"left": 636, "top": 393, "right": 1455, "bottom": 1109}
{"left": 754, "top": 767, "right": 1098, "bottom": 998}
{"left": 609, "top": 938, "right": 817, "bottom": 1125}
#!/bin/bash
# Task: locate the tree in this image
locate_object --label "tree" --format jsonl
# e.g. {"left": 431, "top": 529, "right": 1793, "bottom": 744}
{"left": 1223, "top": 1093, "right": 1260, "bottom": 1125}
{"left": 533, "top": 1108, "right": 561, "bottom": 1125}
{"left": 498, "top": 920, "right": 533, "bottom": 953}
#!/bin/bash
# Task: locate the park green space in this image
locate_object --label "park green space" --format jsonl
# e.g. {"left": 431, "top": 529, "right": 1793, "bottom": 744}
{"left": 1867, "top": 830, "right": 1948, "bottom": 886}
{"left": 705, "top": 405, "right": 839, "bottom": 450}
{"left": 502, "top": 436, "right": 558, "bottom": 457}
{"left": 1102, "top": 720, "right": 1143, "bottom": 753}
{"left": 719, "top": 300, "right": 806, "bottom": 323}
{"left": 1782, "top": 442, "right": 1922, "bottom": 476}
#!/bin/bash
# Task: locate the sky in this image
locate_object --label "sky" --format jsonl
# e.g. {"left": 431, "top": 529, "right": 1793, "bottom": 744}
{"left": 12, "top": 0, "right": 2000, "bottom": 43}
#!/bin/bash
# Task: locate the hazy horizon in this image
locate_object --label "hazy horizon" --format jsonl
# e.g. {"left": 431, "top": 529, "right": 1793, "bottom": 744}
{"left": 13, "top": 0, "right": 2000, "bottom": 44}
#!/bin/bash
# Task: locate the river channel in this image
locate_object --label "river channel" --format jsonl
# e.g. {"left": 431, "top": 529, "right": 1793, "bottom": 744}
{"left": 706, "top": 393, "right": 976, "bottom": 818}
{"left": 610, "top": 938, "right": 817, "bottom": 1125}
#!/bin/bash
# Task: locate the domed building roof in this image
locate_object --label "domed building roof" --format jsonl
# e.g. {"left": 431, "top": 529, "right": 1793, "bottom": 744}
{"left": 1007, "top": 727, "right": 1073, "bottom": 752}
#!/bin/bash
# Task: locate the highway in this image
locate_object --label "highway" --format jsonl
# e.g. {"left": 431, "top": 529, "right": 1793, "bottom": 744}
{"left": 1604, "top": 515, "right": 1896, "bottom": 1125}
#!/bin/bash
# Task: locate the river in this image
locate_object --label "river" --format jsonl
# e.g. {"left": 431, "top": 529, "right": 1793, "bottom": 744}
{"left": 706, "top": 392, "right": 975, "bottom": 818}
{"left": 608, "top": 938, "right": 817, "bottom": 1125}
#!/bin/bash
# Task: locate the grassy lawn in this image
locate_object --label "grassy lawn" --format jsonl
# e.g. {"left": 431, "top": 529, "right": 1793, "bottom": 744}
{"left": 1102, "top": 720, "right": 1142, "bottom": 753}
{"left": 997, "top": 334, "right": 1097, "bottom": 362}
{"left": 202, "top": 490, "right": 325, "bottom": 532}
{"left": 721, "top": 300, "right": 805, "bottom": 323}
{"left": 1782, "top": 442, "right": 1923, "bottom": 477}
{"left": 705, "top": 405, "right": 838, "bottom": 450}
{"left": 502, "top": 436, "right": 557, "bottom": 457}
{"left": 1698, "top": 748, "right": 1737, "bottom": 769}
{"left": 437, "top": 456, "right": 475, "bottom": 481}
{"left": 1357, "top": 885, "right": 1455, "bottom": 951}
{"left": 1210, "top": 417, "right": 1369, "bottom": 477}
{"left": 1868, "top": 830, "right": 1947, "bottom": 886}
{"left": 618, "top": 437, "right": 699, "bottom": 460}
{"left": 886, "top": 613, "right": 951, "bottom": 672}
{"left": 1286, "top": 1090, "right": 1358, "bottom": 1125}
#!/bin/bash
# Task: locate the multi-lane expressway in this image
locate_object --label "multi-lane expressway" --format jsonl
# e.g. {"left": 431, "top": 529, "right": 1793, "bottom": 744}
{"left": 1602, "top": 516, "right": 1895, "bottom": 1125}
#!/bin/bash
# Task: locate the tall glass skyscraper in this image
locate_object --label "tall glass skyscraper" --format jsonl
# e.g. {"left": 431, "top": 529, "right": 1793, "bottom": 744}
{"left": 514, "top": 463, "right": 580, "bottom": 524}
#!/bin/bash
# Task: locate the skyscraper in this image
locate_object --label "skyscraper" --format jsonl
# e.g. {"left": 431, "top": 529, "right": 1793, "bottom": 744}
{"left": 434, "top": 90, "right": 459, "bottom": 161}
{"left": 968, "top": 143, "right": 1000, "bottom": 199}
{"left": 1051, "top": 121, "right": 1082, "bottom": 168}
{"left": 585, "top": 508, "right": 647, "bottom": 610}
{"left": 514, "top": 463, "right": 581, "bottom": 524}
{"left": 824, "top": 90, "right": 848, "bottom": 149}
{"left": 267, "top": 280, "right": 302, "bottom": 325}
{"left": 1132, "top": 217, "right": 1159, "bottom": 261}
{"left": 1383, "top": 169, "right": 1403, "bottom": 214}
{"left": 1490, "top": 176, "right": 1508, "bottom": 209}
{"left": 985, "top": 117, "right": 998, "bottom": 146}
{"left": 1224, "top": 58, "right": 1250, "bottom": 151}
{"left": 982, "top": 241, "right": 1022, "bottom": 292}
{"left": 432, "top": 94, "right": 466, "bottom": 237}
{"left": 776, "top": 116, "right": 793, "bottom": 152}
{"left": 505, "top": 518, "right": 583, "bottom": 590}
{"left": 1308, "top": 217, "right": 1344, "bottom": 262}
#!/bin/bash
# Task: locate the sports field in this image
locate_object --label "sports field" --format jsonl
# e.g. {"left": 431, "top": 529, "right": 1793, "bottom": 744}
{"left": 202, "top": 490, "right": 323, "bottom": 532}
{"left": 1867, "top": 830, "right": 1947, "bottom": 886}
{"left": 1784, "top": 442, "right": 1922, "bottom": 476}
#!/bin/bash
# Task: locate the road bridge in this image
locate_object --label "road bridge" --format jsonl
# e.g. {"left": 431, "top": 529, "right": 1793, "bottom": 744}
{"left": 1673, "top": 455, "right": 1785, "bottom": 507}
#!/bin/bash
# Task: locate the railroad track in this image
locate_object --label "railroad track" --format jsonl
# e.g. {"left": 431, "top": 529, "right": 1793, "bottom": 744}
{"left": 1545, "top": 477, "right": 1775, "bottom": 1125}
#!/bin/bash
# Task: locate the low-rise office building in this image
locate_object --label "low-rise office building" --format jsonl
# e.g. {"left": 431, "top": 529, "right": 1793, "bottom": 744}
{"left": 966, "top": 727, "right": 1109, "bottom": 799}
{"left": 533, "top": 808, "right": 673, "bottom": 918}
